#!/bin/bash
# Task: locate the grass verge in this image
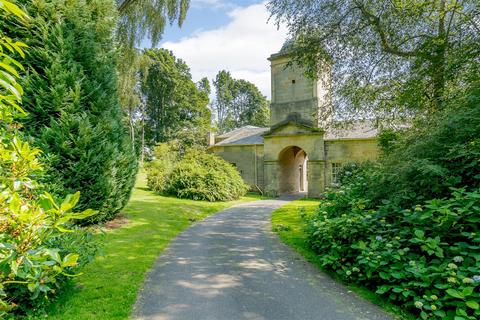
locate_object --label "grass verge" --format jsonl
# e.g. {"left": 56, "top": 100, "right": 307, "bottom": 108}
{"left": 39, "top": 174, "right": 262, "bottom": 320}
{"left": 271, "top": 199, "right": 416, "bottom": 320}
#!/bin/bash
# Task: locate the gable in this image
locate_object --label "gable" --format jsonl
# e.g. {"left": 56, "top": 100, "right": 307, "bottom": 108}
{"left": 266, "top": 118, "right": 323, "bottom": 137}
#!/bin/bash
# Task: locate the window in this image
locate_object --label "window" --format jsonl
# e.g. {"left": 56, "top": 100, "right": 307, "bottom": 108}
{"left": 331, "top": 163, "right": 343, "bottom": 185}
{"left": 291, "top": 79, "right": 296, "bottom": 84}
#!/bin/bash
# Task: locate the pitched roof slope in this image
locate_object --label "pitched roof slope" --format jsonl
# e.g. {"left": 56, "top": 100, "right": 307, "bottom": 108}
{"left": 215, "top": 126, "right": 269, "bottom": 146}
{"left": 324, "top": 121, "right": 378, "bottom": 140}
{"left": 214, "top": 121, "right": 378, "bottom": 147}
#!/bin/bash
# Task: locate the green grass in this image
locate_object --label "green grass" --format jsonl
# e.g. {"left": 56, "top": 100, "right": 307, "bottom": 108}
{"left": 271, "top": 199, "right": 416, "bottom": 320}
{"left": 40, "top": 174, "right": 262, "bottom": 320}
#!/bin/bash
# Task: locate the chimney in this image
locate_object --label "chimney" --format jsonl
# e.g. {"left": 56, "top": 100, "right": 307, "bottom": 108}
{"left": 207, "top": 132, "right": 216, "bottom": 146}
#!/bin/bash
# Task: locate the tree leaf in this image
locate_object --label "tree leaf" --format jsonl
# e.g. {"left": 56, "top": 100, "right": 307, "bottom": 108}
{"left": 466, "top": 301, "right": 479, "bottom": 310}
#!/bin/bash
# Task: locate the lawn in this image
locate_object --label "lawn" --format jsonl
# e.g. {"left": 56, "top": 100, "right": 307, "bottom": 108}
{"left": 271, "top": 199, "right": 416, "bottom": 320}
{"left": 39, "top": 174, "right": 261, "bottom": 319}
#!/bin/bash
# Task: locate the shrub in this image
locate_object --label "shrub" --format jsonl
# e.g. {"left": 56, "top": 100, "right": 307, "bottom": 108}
{"left": 11, "top": 0, "right": 138, "bottom": 223}
{"left": 164, "top": 150, "right": 248, "bottom": 201}
{"left": 368, "top": 85, "right": 480, "bottom": 207}
{"left": 303, "top": 82, "right": 480, "bottom": 319}
{"left": 306, "top": 186, "right": 480, "bottom": 320}
{"left": 0, "top": 3, "right": 97, "bottom": 317}
{"left": 146, "top": 143, "right": 179, "bottom": 193}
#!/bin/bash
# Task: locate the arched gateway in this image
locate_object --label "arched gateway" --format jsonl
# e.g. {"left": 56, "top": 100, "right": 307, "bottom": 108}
{"left": 278, "top": 146, "right": 308, "bottom": 194}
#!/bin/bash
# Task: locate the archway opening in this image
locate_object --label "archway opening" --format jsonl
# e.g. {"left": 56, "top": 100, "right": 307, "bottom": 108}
{"left": 278, "top": 146, "right": 308, "bottom": 194}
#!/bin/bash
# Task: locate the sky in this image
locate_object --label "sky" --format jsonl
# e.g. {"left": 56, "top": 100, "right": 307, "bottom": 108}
{"left": 154, "top": 0, "right": 288, "bottom": 99}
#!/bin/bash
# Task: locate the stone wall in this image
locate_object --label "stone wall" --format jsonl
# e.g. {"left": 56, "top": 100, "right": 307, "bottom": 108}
{"left": 269, "top": 54, "right": 332, "bottom": 128}
{"left": 324, "top": 139, "right": 379, "bottom": 186}
{"left": 269, "top": 55, "right": 319, "bottom": 127}
{"left": 270, "top": 99, "right": 319, "bottom": 126}
{"left": 271, "top": 58, "right": 314, "bottom": 104}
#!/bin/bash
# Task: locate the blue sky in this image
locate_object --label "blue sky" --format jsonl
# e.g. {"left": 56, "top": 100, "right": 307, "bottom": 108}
{"left": 155, "top": 0, "right": 288, "bottom": 98}
{"left": 161, "top": 0, "right": 261, "bottom": 43}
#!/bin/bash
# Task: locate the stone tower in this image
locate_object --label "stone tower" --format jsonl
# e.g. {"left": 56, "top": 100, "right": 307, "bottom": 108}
{"left": 268, "top": 46, "right": 331, "bottom": 129}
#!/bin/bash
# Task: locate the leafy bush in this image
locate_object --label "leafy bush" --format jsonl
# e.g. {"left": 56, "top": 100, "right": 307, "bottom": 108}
{"left": 364, "top": 86, "right": 480, "bottom": 207}
{"left": 304, "top": 82, "right": 480, "bottom": 319}
{"left": 306, "top": 186, "right": 480, "bottom": 320}
{"left": 10, "top": 0, "right": 138, "bottom": 223}
{"left": 163, "top": 150, "right": 248, "bottom": 201}
{"left": 146, "top": 143, "right": 179, "bottom": 193}
{"left": 0, "top": 3, "right": 97, "bottom": 317}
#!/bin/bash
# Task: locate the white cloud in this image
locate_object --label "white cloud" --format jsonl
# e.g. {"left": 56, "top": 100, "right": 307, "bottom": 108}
{"left": 161, "top": 2, "right": 287, "bottom": 98}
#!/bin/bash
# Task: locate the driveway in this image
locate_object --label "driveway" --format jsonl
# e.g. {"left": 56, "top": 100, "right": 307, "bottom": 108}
{"left": 132, "top": 199, "right": 394, "bottom": 320}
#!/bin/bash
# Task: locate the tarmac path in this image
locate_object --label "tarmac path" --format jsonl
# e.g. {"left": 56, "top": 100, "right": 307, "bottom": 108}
{"left": 132, "top": 199, "right": 394, "bottom": 320}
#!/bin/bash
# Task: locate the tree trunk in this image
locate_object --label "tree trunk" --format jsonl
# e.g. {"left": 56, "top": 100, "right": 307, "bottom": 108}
{"left": 431, "top": 0, "right": 447, "bottom": 111}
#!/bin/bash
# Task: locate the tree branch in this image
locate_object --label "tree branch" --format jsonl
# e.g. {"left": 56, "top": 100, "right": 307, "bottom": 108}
{"left": 354, "top": 1, "right": 419, "bottom": 58}
{"left": 118, "top": 0, "right": 135, "bottom": 14}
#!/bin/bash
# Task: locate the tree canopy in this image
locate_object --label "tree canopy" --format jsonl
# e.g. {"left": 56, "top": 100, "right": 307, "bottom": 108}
{"left": 141, "top": 48, "right": 211, "bottom": 149}
{"left": 117, "top": 0, "right": 189, "bottom": 47}
{"left": 213, "top": 70, "right": 270, "bottom": 133}
{"left": 268, "top": 0, "right": 480, "bottom": 121}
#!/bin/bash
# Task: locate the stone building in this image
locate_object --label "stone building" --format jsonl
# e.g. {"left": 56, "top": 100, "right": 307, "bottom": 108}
{"left": 208, "top": 47, "right": 379, "bottom": 197}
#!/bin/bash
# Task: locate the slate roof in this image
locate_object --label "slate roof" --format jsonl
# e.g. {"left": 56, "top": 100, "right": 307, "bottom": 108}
{"left": 214, "top": 121, "right": 377, "bottom": 147}
{"left": 324, "top": 121, "right": 378, "bottom": 140}
{"left": 215, "top": 126, "right": 269, "bottom": 146}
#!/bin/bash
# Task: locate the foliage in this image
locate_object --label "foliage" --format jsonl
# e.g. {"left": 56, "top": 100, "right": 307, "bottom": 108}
{"left": 117, "top": 47, "right": 148, "bottom": 154}
{"left": 337, "top": 84, "right": 480, "bottom": 209}
{"left": 213, "top": 70, "right": 270, "bottom": 133}
{"left": 268, "top": 0, "right": 480, "bottom": 119}
{"left": 377, "top": 128, "right": 402, "bottom": 155}
{"left": 305, "top": 88, "right": 480, "bottom": 319}
{"left": 378, "top": 85, "right": 480, "bottom": 205}
{"left": 306, "top": 185, "right": 480, "bottom": 320}
{"left": 141, "top": 48, "right": 212, "bottom": 148}
{"left": 13, "top": 0, "right": 138, "bottom": 223}
{"left": 146, "top": 142, "right": 179, "bottom": 193}
{"left": 41, "top": 174, "right": 262, "bottom": 320}
{"left": 0, "top": 2, "right": 96, "bottom": 317}
{"left": 271, "top": 200, "right": 415, "bottom": 319}
{"left": 117, "top": 0, "right": 189, "bottom": 47}
{"left": 164, "top": 150, "right": 248, "bottom": 201}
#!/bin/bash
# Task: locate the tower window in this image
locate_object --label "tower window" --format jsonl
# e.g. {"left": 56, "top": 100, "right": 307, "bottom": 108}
{"left": 292, "top": 79, "right": 296, "bottom": 84}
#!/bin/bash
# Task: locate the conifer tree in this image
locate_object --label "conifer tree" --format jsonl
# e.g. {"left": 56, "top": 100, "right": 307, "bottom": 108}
{"left": 14, "top": 0, "right": 138, "bottom": 222}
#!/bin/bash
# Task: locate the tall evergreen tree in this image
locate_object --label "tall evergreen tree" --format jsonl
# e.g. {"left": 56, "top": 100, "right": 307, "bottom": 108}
{"left": 14, "top": 0, "right": 138, "bottom": 222}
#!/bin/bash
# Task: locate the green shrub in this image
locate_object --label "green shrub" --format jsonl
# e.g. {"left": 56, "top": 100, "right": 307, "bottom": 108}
{"left": 370, "top": 86, "right": 480, "bottom": 207}
{"left": 0, "top": 3, "right": 97, "bottom": 317}
{"left": 11, "top": 0, "right": 138, "bottom": 223}
{"left": 306, "top": 186, "right": 480, "bottom": 320}
{"left": 146, "top": 143, "right": 179, "bottom": 193}
{"left": 164, "top": 150, "right": 248, "bottom": 201}
{"left": 304, "top": 82, "right": 480, "bottom": 319}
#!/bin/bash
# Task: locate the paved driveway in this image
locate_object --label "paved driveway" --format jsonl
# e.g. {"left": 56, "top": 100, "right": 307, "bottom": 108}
{"left": 132, "top": 199, "right": 394, "bottom": 320}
